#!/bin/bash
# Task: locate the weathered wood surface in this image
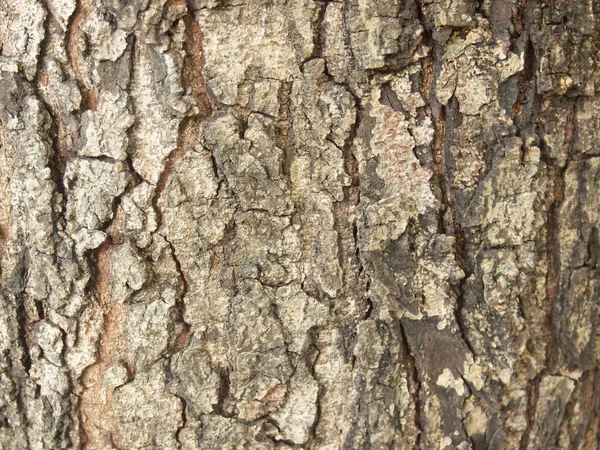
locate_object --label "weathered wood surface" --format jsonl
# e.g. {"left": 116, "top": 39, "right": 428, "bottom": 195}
{"left": 0, "top": 0, "right": 599, "bottom": 448}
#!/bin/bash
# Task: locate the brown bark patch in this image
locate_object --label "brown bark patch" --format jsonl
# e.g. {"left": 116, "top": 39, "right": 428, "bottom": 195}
{"left": 182, "top": 0, "right": 212, "bottom": 119}
{"left": 79, "top": 241, "right": 128, "bottom": 449}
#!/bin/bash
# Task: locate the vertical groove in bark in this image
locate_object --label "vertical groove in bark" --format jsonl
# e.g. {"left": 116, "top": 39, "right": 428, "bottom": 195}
{"left": 546, "top": 100, "right": 575, "bottom": 372}
{"left": 181, "top": 0, "right": 213, "bottom": 119}
{"left": 14, "top": 251, "right": 33, "bottom": 375}
{"left": 399, "top": 321, "right": 423, "bottom": 449}
{"left": 65, "top": 0, "right": 96, "bottom": 111}
{"left": 80, "top": 240, "right": 127, "bottom": 449}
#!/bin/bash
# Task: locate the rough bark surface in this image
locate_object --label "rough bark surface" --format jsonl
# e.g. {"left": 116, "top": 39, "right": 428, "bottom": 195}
{"left": 0, "top": 0, "right": 599, "bottom": 449}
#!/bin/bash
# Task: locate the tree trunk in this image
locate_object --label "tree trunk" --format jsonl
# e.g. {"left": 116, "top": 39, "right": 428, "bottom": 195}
{"left": 0, "top": 0, "right": 598, "bottom": 448}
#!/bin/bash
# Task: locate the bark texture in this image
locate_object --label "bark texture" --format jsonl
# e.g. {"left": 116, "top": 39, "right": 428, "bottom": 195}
{"left": 0, "top": 0, "right": 599, "bottom": 448}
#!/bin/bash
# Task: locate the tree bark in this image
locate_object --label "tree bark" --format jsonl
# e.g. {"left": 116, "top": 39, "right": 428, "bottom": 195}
{"left": 0, "top": 0, "right": 598, "bottom": 448}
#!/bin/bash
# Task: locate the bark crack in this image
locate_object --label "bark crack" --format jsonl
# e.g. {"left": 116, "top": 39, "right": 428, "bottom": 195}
{"left": 65, "top": 0, "right": 96, "bottom": 111}
{"left": 65, "top": 0, "right": 97, "bottom": 111}
{"left": 33, "top": 1, "right": 69, "bottom": 252}
{"left": 79, "top": 239, "right": 128, "bottom": 450}
{"left": 399, "top": 321, "right": 423, "bottom": 449}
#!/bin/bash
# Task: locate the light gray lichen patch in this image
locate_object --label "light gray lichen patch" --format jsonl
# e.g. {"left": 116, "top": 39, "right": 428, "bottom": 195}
{"left": 359, "top": 81, "right": 436, "bottom": 252}
{"left": 196, "top": 0, "right": 315, "bottom": 105}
